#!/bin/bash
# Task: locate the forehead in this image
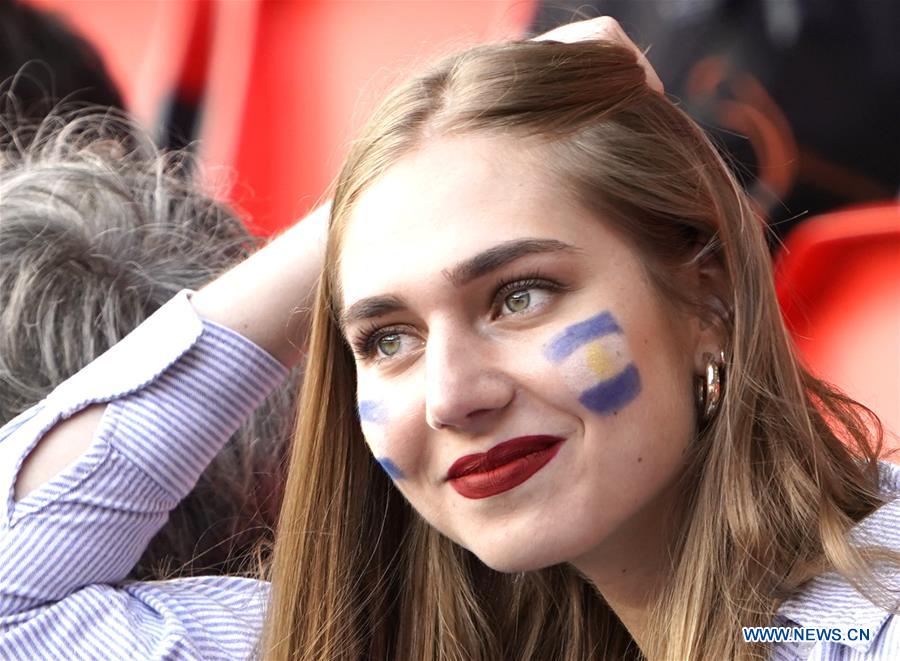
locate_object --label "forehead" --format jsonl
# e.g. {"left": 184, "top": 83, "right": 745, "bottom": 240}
{"left": 338, "top": 135, "right": 583, "bottom": 304}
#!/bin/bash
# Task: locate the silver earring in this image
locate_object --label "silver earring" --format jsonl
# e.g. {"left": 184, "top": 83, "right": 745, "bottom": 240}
{"left": 696, "top": 350, "right": 725, "bottom": 423}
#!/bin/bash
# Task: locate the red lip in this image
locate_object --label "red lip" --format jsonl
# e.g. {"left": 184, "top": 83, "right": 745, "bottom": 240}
{"left": 446, "top": 435, "right": 565, "bottom": 499}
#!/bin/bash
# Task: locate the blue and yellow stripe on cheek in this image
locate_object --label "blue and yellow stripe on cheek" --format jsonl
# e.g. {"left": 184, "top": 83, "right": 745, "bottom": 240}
{"left": 357, "top": 399, "right": 406, "bottom": 480}
{"left": 377, "top": 458, "right": 405, "bottom": 480}
{"left": 543, "top": 311, "right": 642, "bottom": 415}
{"left": 357, "top": 399, "right": 388, "bottom": 424}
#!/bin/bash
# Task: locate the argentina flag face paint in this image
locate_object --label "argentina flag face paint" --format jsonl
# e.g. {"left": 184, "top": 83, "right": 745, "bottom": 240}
{"left": 357, "top": 399, "right": 388, "bottom": 424}
{"left": 543, "top": 311, "right": 641, "bottom": 415}
{"left": 357, "top": 398, "right": 406, "bottom": 480}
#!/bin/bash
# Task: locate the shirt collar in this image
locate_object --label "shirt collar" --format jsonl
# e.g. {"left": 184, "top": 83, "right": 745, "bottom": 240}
{"left": 775, "top": 461, "right": 900, "bottom": 654}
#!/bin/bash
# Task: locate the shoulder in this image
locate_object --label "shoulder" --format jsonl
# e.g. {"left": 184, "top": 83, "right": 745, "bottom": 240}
{"left": 863, "top": 612, "right": 900, "bottom": 659}
{"left": 772, "top": 461, "right": 900, "bottom": 659}
{"left": 853, "top": 461, "right": 900, "bottom": 548}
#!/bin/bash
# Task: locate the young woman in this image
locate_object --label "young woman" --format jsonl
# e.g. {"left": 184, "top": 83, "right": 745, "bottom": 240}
{"left": 262, "top": 26, "right": 900, "bottom": 661}
{"left": 1, "top": 17, "right": 897, "bottom": 661}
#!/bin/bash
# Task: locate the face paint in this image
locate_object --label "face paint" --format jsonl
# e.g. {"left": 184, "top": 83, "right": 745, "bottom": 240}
{"left": 357, "top": 398, "right": 406, "bottom": 480}
{"left": 543, "top": 311, "right": 621, "bottom": 362}
{"left": 357, "top": 399, "right": 388, "bottom": 424}
{"left": 543, "top": 311, "right": 642, "bottom": 415}
{"left": 377, "top": 457, "right": 406, "bottom": 480}
{"left": 579, "top": 363, "right": 641, "bottom": 413}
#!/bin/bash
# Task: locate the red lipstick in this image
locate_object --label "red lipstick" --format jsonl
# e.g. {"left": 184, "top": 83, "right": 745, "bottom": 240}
{"left": 446, "top": 435, "right": 565, "bottom": 499}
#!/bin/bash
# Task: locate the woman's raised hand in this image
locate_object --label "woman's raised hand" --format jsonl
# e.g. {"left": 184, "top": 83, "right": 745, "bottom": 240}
{"left": 191, "top": 202, "right": 329, "bottom": 368}
{"left": 532, "top": 16, "right": 664, "bottom": 95}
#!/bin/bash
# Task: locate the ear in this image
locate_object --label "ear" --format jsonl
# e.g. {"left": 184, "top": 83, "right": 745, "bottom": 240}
{"left": 684, "top": 247, "right": 730, "bottom": 374}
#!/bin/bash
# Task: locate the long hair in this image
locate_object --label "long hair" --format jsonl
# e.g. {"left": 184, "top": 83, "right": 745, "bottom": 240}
{"left": 0, "top": 111, "right": 297, "bottom": 579}
{"left": 265, "top": 40, "right": 894, "bottom": 660}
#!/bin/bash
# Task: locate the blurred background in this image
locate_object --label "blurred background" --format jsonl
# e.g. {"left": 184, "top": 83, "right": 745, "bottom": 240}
{"left": 2, "top": 0, "right": 898, "bottom": 442}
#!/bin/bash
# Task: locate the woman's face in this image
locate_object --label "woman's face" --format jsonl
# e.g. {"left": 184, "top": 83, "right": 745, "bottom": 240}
{"left": 338, "top": 134, "right": 708, "bottom": 573}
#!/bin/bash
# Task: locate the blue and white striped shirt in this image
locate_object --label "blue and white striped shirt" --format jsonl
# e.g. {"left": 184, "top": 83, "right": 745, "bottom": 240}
{"left": 0, "top": 292, "right": 897, "bottom": 660}
{"left": 0, "top": 292, "right": 284, "bottom": 659}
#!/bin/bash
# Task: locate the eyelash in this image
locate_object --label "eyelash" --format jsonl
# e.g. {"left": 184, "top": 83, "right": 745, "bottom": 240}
{"left": 351, "top": 322, "right": 406, "bottom": 360}
{"left": 491, "top": 270, "right": 563, "bottom": 318}
{"left": 350, "top": 270, "right": 566, "bottom": 361}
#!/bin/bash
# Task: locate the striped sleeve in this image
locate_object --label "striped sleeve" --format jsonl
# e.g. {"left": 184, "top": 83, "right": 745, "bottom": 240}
{"left": 0, "top": 291, "right": 286, "bottom": 659}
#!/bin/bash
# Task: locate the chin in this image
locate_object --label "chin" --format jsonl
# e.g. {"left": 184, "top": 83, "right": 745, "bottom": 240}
{"left": 461, "top": 520, "right": 615, "bottom": 575}
{"left": 468, "top": 543, "right": 566, "bottom": 574}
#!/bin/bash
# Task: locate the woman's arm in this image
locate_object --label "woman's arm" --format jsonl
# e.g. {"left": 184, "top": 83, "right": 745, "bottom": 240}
{"left": 14, "top": 205, "right": 327, "bottom": 501}
{"left": 190, "top": 202, "right": 328, "bottom": 368}
{"left": 0, "top": 294, "right": 285, "bottom": 656}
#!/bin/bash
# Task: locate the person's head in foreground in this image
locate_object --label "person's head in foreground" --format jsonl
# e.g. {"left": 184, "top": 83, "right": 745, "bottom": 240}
{"left": 0, "top": 112, "right": 295, "bottom": 579}
{"left": 265, "top": 38, "right": 897, "bottom": 660}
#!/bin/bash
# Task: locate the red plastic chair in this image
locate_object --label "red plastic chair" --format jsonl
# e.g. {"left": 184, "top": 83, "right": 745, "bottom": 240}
{"left": 196, "top": 0, "right": 537, "bottom": 235}
{"left": 775, "top": 204, "right": 900, "bottom": 457}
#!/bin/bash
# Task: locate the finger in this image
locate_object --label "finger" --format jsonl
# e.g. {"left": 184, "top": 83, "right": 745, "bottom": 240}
{"left": 532, "top": 16, "right": 618, "bottom": 44}
{"left": 532, "top": 17, "right": 664, "bottom": 94}
{"left": 603, "top": 19, "right": 665, "bottom": 95}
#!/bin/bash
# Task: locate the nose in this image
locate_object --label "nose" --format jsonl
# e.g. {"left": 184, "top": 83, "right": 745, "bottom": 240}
{"left": 424, "top": 324, "right": 515, "bottom": 432}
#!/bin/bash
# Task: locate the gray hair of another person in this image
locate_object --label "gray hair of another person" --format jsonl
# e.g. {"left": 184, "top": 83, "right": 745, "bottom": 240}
{"left": 0, "top": 110, "right": 297, "bottom": 579}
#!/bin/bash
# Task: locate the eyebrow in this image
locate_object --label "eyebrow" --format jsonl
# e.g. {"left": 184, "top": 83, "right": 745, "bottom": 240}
{"left": 443, "top": 238, "right": 580, "bottom": 287}
{"left": 339, "top": 295, "right": 407, "bottom": 332}
{"left": 339, "top": 238, "right": 580, "bottom": 331}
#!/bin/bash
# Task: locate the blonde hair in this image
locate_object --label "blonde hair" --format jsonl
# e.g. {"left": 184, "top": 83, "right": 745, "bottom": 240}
{"left": 265, "top": 40, "right": 895, "bottom": 660}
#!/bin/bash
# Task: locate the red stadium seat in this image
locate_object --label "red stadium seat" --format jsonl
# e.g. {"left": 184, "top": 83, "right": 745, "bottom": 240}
{"left": 775, "top": 205, "right": 900, "bottom": 456}
{"left": 196, "top": 0, "right": 536, "bottom": 234}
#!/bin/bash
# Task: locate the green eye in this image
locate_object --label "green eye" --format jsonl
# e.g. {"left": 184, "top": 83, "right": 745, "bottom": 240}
{"left": 377, "top": 334, "right": 402, "bottom": 356}
{"left": 504, "top": 290, "right": 531, "bottom": 313}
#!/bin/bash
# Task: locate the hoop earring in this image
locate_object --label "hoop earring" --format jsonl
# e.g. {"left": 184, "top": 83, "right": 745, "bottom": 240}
{"left": 696, "top": 350, "right": 725, "bottom": 423}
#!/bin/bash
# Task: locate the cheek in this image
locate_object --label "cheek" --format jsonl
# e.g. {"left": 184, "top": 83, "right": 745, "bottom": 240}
{"left": 357, "top": 399, "right": 388, "bottom": 424}
{"left": 357, "top": 398, "right": 407, "bottom": 480}
{"left": 543, "top": 312, "right": 642, "bottom": 416}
